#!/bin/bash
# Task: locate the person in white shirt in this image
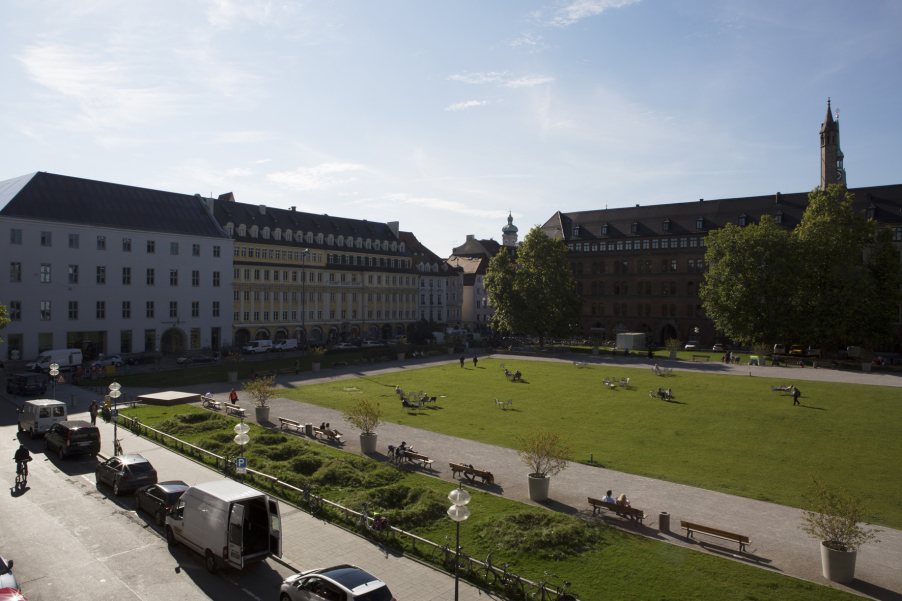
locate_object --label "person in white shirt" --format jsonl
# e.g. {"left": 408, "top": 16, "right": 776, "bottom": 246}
{"left": 601, "top": 490, "right": 615, "bottom": 504}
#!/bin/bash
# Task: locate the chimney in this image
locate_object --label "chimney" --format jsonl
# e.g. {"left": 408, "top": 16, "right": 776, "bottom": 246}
{"left": 290, "top": 206, "right": 296, "bottom": 212}
{"left": 466, "top": 235, "right": 475, "bottom": 241}
{"left": 259, "top": 205, "right": 266, "bottom": 215}
{"left": 775, "top": 192, "right": 782, "bottom": 204}
{"left": 387, "top": 221, "right": 400, "bottom": 237}
{"left": 699, "top": 198, "right": 704, "bottom": 202}
{"left": 636, "top": 204, "right": 639, "bottom": 207}
{"left": 205, "top": 197, "right": 215, "bottom": 212}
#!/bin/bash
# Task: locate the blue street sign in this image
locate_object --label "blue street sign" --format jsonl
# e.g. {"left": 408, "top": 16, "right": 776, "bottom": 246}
{"left": 111, "top": 409, "right": 119, "bottom": 421}
{"left": 236, "top": 457, "right": 247, "bottom": 474}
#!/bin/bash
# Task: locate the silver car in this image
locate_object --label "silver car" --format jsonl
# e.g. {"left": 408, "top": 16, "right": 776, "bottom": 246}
{"left": 0, "top": 555, "right": 20, "bottom": 592}
{"left": 280, "top": 565, "right": 395, "bottom": 601}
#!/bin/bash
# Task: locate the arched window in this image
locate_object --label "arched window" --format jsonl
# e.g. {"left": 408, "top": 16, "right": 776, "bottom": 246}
{"left": 375, "top": 240, "right": 381, "bottom": 250}
{"left": 262, "top": 227, "right": 270, "bottom": 239}
{"left": 739, "top": 214, "right": 747, "bottom": 226}
{"left": 225, "top": 222, "right": 234, "bottom": 235}
{"left": 365, "top": 239, "right": 372, "bottom": 249}
{"left": 327, "top": 235, "right": 334, "bottom": 245}
{"left": 238, "top": 224, "right": 246, "bottom": 236}
{"left": 573, "top": 225, "right": 580, "bottom": 236}
{"left": 250, "top": 225, "right": 258, "bottom": 238}
{"left": 357, "top": 238, "right": 363, "bottom": 248}
{"left": 337, "top": 236, "right": 344, "bottom": 246}
{"left": 399, "top": 242, "right": 405, "bottom": 251}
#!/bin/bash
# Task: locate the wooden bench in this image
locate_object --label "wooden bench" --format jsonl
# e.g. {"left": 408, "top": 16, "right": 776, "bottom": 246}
{"left": 202, "top": 396, "right": 222, "bottom": 410}
{"left": 692, "top": 355, "right": 710, "bottom": 362}
{"left": 449, "top": 462, "right": 494, "bottom": 485}
{"left": 428, "top": 350, "right": 441, "bottom": 356}
{"left": 312, "top": 427, "right": 342, "bottom": 443}
{"left": 587, "top": 497, "right": 646, "bottom": 526}
{"left": 224, "top": 403, "right": 246, "bottom": 418}
{"left": 403, "top": 452, "right": 434, "bottom": 468}
{"left": 376, "top": 356, "right": 390, "bottom": 363}
{"left": 279, "top": 367, "right": 295, "bottom": 375}
{"left": 278, "top": 417, "right": 303, "bottom": 432}
{"left": 256, "top": 371, "right": 275, "bottom": 378}
{"left": 680, "top": 520, "right": 750, "bottom": 552}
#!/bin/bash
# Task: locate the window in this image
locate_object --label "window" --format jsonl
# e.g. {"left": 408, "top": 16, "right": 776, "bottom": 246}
{"left": 739, "top": 214, "right": 747, "bottom": 226}
{"left": 631, "top": 221, "right": 638, "bottom": 233}
{"left": 213, "top": 271, "right": 220, "bottom": 287}
{"left": 680, "top": 238, "right": 688, "bottom": 248}
{"left": 96, "top": 265, "right": 105, "bottom": 284}
{"left": 122, "top": 301, "right": 131, "bottom": 318}
{"left": 661, "top": 238, "right": 669, "bottom": 249}
{"left": 254, "top": 311, "right": 260, "bottom": 321}
{"left": 10, "top": 229, "right": 22, "bottom": 244}
{"left": 192, "top": 244, "right": 200, "bottom": 256}
{"left": 213, "top": 245, "right": 221, "bottom": 257}
{"left": 190, "top": 328, "right": 200, "bottom": 349}
{"left": 213, "top": 301, "right": 220, "bottom": 317}
{"left": 147, "top": 240, "right": 155, "bottom": 253}
{"left": 866, "top": 206, "right": 875, "bottom": 220}
{"left": 696, "top": 218, "right": 704, "bottom": 229}
{"left": 68, "top": 301, "right": 78, "bottom": 320}
{"left": 69, "top": 265, "right": 79, "bottom": 284}
{"left": 243, "top": 291, "right": 250, "bottom": 301}
{"left": 662, "top": 219, "right": 670, "bottom": 232}
{"left": 146, "top": 268, "right": 155, "bottom": 285}
{"left": 96, "top": 301, "right": 105, "bottom": 319}
{"left": 191, "top": 270, "right": 200, "bottom": 286}
{"left": 41, "top": 231, "right": 52, "bottom": 246}
{"left": 69, "top": 234, "right": 79, "bottom": 248}
{"left": 40, "top": 264, "right": 51, "bottom": 283}
{"left": 651, "top": 239, "right": 659, "bottom": 250}
{"left": 122, "top": 238, "right": 131, "bottom": 251}
{"left": 243, "top": 311, "right": 249, "bottom": 321}
{"left": 169, "top": 302, "right": 178, "bottom": 318}
{"left": 170, "top": 242, "right": 179, "bottom": 255}
{"left": 146, "top": 301, "right": 154, "bottom": 318}
{"left": 264, "top": 270, "right": 270, "bottom": 281}
{"left": 40, "top": 301, "right": 51, "bottom": 320}
{"left": 191, "top": 301, "right": 199, "bottom": 317}
{"left": 689, "top": 237, "right": 698, "bottom": 248}
{"left": 254, "top": 269, "right": 260, "bottom": 281}
{"left": 9, "top": 301, "right": 21, "bottom": 320}
{"left": 97, "top": 236, "right": 106, "bottom": 250}
{"left": 120, "top": 330, "right": 132, "bottom": 354}
{"left": 688, "top": 259, "right": 695, "bottom": 272}
{"left": 670, "top": 260, "right": 677, "bottom": 272}
{"left": 170, "top": 269, "right": 178, "bottom": 286}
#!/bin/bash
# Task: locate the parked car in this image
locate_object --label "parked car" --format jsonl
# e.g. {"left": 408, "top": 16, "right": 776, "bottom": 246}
{"left": 44, "top": 420, "right": 101, "bottom": 460}
{"left": 0, "top": 588, "right": 27, "bottom": 601}
{"left": 126, "top": 351, "right": 162, "bottom": 365}
{"left": 0, "top": 556, "right": 20, "bottom": 593}
{"left": 26, "top": 348, "right": 83, "bottom": 373}
{"left": 242, "top": 340, "right": 273, "bottom": 354}
{"left": 773, "top": 344, "right": 786, "bottom": 355}
{"left": 361, "top": 341, "right": 384, "bottom": 348}
{"left": 280, "top": 565, "right": 395, "bottom": 601}
{"left": 712, "top": 344, "right": 725, "bottom": 352}
{"left": 177, "top": 354, "right": 219, "bottom": 365}
{"left": 789, "top": 345, "right": 805, "bottom": 357}
{"left": 6, "top": 373, "right": 48, "bottom": 397}
{"left": 684, "top": 340, "right": 699, "bottom": 350}
{"left": 135, "top": 481, "right": 190, "bottom": 526}
{"left": 272, "top": 339, "right": 299, "bottom": 351}
{"left": 96, "top": 454, "right": 158, "bottom": 496}
{"left": 90, "top": 354, "right": 124, "bottom": 368}
{"left": 333, "top": 343, "right": 356, "bottom": 350}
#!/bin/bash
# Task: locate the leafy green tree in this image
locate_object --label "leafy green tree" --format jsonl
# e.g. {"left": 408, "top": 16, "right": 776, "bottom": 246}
{"left": 485, "top": 226, "right": 583, "bottom": 346}
{"left": 0, "top": 303, "right": 8, "bottom": 346}
{"left": 700, "top": 216, "right": 797, "bottom": 345}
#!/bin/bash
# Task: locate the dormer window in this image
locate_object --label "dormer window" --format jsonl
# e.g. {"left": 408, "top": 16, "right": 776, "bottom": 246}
{"left": 375, "top": 240, "right": 381, "bottom": 251}
{"left": 316, "top": 233, "right": 323, "bottom": 244}
{"left": 274, "top": 229, "right": 282, "bottom": 240}
{"left": 357, "top": 238, "right": 363, "bottom": 248}
{"left": 283, "top": 229, "right": 291, "bottom": 240}
{"left": 696, "top": 217, "right": 704, "bottom": 229}
{"left": 662, "top": 219, "right": 671, "bottom": 232}
{"left": 337, "top": 236, "right": 344, "bottom": 246}
{"left": 304, "top": 232, "right": 312, "bottom": 243}
{"left": 399, "top": 242, "right": 405, "bottom": 251}
{"left": 226, "top": 223, "right": 234, "bottom": 235}
{"left": 391, "top": 242, "right": 397, "bottom": 251}
{"left": 738, "top": 214, "right": 747, "bottom": 227}
{"left": 327, "top": 235, "right": 334, "bottom": 245}
{"left": 573, "top": 225, "right": 580, "bottom": 236}
{"left": 250, "top": 225, "right": 259, "bottom": 238}
{"left": 774, "top": 211, "right": 783, "bottom": 225}
{"left": 631, "top": 221, "right": 638, "bottom": 234}
{"left": 238, "top": 224, "right": 246, "bottom": 236}
{"left": 866, "top": 205, "right": 876, "bottom": 220}
{"left": 601, "top": 223, "right": 608, "bottom": 235}
{"left": 262, "top": 227, "right": 270, "bottom": 239}
{"left": 365, "top": 239, "right": 372, "bottom": 249}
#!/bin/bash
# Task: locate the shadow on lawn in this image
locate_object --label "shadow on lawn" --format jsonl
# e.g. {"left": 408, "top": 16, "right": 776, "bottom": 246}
{"left": 799, "top": 403, "right": 826, "bottom": 411}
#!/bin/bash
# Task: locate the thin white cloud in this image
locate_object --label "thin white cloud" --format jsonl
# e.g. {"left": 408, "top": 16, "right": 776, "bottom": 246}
{"left": 448, "top": 71, "right": 554, "bottom": 87}
{"left": 373, "top": 193, "right": 509, "bottom": 220}
{"left": 266, "top": 162, "right": 366, "bottom": 191}
{"left": 225, "top": 168, "right": 254, "bottom": 177}
{"left": 445, "top": 100, "right": 490, "bottom": 111}
{"left": 511, "top": 32, "right": 548, "bottom": 50}
{"left": 250, "top": 158, "right": 271, "bottom": 164}
{"left": 213, "top": 131, "right": 276, "bottom": 144}
{"left": 550, "top": 0, "right": 641, "bottom": 26}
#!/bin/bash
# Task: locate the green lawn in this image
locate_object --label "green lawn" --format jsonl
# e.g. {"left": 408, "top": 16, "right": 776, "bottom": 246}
{"left": 120, "top": 404, "right": 860, "bottom": 601}
{"left": 279, "top": 357, "right": 902, "bottom": 529}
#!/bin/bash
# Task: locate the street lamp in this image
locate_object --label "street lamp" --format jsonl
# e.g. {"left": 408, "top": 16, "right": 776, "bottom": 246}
{"left": 109, "top": 381, "right": 122, "bottom": 455}
{"left": 234, "top": 419, "right": 250, "bottom": 481}
{"left": 447, "top": 483, "right": 471, "bottom": 601}
{"left": 49, "top": 363, "right": 59, "bottom": 400}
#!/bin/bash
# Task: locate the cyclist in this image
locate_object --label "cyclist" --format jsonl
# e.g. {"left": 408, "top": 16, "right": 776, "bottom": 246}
{"left": 14, "top": 444, "right": 32, "bottom": 478}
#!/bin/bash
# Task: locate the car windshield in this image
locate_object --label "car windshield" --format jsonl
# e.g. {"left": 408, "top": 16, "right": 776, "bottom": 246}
{"left": 70, "top": 428, "right": 100, "bottom": 441}
{"left": 355, "top": 585, "right": 393, "bottom": 601}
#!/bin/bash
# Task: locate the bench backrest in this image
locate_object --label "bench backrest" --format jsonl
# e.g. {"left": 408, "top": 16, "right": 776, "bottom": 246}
{"left": 680, "top": 521, "right": 749, "bottom": 543}
{"left": 225, "top": 403, "right": 240, "bottom": 409}
{"left": 406, "top": 452, "right": 428, "bottom": 460}
{"left": 589, "top": 497, "right": 642, "bottom": 515}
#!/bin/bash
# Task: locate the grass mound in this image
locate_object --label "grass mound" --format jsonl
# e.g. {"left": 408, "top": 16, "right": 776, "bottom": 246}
{"left": 155, "top": 412, "right": 231, "bottom": 435}
{"left": 345, "top": 485, "right": 447, "bottom": 528}
{"left": 474, "top": 511, "right": 606, "bottom": 560}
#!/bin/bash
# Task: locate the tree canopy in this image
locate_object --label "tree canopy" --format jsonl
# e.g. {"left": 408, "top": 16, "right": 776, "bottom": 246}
{"left": 484, "top": 226, "right": 583, "bottom": 345}
{"left": 701, "top": 185, "right": 901, "bottom": 350}
{"left": 0, "top": 303, "right": 8, "bottom": 347}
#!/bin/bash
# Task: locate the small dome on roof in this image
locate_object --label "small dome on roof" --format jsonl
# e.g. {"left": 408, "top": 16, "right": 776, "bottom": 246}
{"left": 502, "top": 212, "right": 518, "bottom": 234}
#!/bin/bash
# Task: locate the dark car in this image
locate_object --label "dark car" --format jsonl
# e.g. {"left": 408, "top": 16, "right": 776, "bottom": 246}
{"left": 44, "top": 420, "right": 100, "bottom": 460}
{"left": 177, "top": 354, "right": 219, "bottom": 365}
{"left": 6, "top": 373, "right": 48, "bottom": 396}
{"left": 135, "top": 480, "right": 189, "bottom": 524}
{"left": 95, "top": 454, "right": 158, "bottom": 496}
{"left": 126, "top": 351, "right": 162, "bottom": 365}
{"left": 280, "top": 565, "right": 395, "bottom": 601}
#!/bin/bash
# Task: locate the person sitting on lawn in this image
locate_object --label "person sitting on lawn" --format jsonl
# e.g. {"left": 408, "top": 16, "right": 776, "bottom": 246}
{"left": 601, "top": 490, "right": 615, "bottom": 504}
{"left": 395, "top": 385, "right": 402, "bottom": 396}
{"left": 657, "top": 387, "right": 666, "bottom": 398}
{"left": 666, "top": 388, "right": 673, "bottom": 399}
{"left": 513, "top": 370, "right": 522, "bottom": 381}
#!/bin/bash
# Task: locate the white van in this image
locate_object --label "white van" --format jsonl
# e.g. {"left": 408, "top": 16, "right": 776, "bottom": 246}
{"left": 18, "top": 399, "right": 67, "bottom": 438}
{"left": 272, "top": 339, "right": 298, "bottom": 351}
{"left": 242, "top": 340, "right": 273, "bottom": 354}
{"left": 166, "top": 480, "right": 282, "bottom": 572}
{"left": 27, "top": 349, "right": 84, "bottom": 373}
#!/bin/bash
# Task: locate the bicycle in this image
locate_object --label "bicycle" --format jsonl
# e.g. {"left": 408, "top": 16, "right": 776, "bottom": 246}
{"left": 530, "top": 572, "right": 576, "bottom": 601}
{"left": 357, "top": 502, "right": 390, "bottom": 539}
{"left": 475, "top": 549, "right": 524, "bottom": 599}
{"left": 221, "top": 453, "right": 237, "bottom": 477}
{"left": 15, "top": 458, "right": 31, "bottom": 489}
{"left": 301, "top": 482, "right": 322, "bottom": 515}
{"left": 431, "top": 536, "right": 471, "bottom": 575}
{"left": 113, "top": 438, "right": 124, "bottom": 456}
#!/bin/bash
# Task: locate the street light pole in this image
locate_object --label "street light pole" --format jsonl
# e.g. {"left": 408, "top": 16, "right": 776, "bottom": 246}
{"left": 109, "top": 381, "right": 121, "bottom": 454}
{"left": 447, "top": 483, "right": 471, "bottom": 601}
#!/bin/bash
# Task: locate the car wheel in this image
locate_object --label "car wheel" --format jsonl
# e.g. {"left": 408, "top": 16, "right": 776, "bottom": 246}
{"left": 58, "top": 446, "right": 66, "bottom": 461}
{"left": 155, "top": 508, "right": 165, "bottom": 527}
{"left": 166, "top": 527, "right": 176, "bottom": 546}
{"left": 205, "top": 550, "right": 217, "bottom": 573}
{"left": 115, "top": 362, "right": 122, "bottom": 367}
{"left": 113, "top": 480, "right": 122, "bottom": 496}
{"left": 44, "top": 438, "right": 50, "bottom": 451}
{"left": 280, "top": 595, "right": 292, "bottom": 601}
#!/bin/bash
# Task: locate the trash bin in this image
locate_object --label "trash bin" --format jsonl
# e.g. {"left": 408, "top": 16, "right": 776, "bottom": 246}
{"left": 305, "top": 423, "right": 314, "bottom": 437}
{"left": 659, "top": 511, "right": 670, "bottom": 534}
{"left": 71, "top": 394, "right": 77, "bottom": 408}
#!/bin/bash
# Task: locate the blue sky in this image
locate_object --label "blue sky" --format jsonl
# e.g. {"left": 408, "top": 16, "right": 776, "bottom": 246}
{"left": 2, "top": 1, "right": 901, "bottom": 256}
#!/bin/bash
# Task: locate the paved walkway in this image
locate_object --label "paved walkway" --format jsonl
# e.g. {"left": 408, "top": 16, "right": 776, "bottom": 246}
{"left": 22, "top": 351, "right": 902, "bottom": 600}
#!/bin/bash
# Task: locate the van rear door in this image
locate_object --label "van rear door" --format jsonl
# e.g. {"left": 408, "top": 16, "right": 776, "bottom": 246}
{"left": 228, "top": 504, "right": 245, "bottom": 569}
{"left": 268, "top": 498, "right": 282, "bottom": 558}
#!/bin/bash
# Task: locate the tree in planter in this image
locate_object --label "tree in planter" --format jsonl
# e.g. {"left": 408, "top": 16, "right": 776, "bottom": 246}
{"left": 517, "top": 428, "right": 574, "bottom": 478}
{"left": 223, "top": 351, "right": 243, "bottom": 369}
{"left": 242, "top": 375, "right": 277, "bottom": 408}
{"left": 664, "top": 338, "right": 682, "bottom": 353}
{"left": 341, "top": 398, "right": 384, "bottom": 435}
{"left": 310, "top": 346, "right": 327, "bottom": 360}
{"left": 800, "top": 476, "right": 881, "bottom": 552}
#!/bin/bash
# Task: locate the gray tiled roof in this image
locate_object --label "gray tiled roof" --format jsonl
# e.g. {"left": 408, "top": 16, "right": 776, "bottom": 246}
{"left": 0, "top": 172, "right": 229, "bottom": 239}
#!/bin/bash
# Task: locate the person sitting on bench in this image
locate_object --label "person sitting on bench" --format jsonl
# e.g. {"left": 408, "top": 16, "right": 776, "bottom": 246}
{"left": 616, "top": 494, "right": 631, "bottom": 508}
{"left": 320, "top": 422, "right": 326, "bottom": 430}
{"left": 601, "top": 490, "right": 615, "bottom": 503}
{"left": 397, "top": 441, "right": 412, "bottom": 459}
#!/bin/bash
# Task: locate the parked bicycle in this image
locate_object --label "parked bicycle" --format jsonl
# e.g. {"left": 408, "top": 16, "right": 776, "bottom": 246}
{"left": 221, "top": 453, "right": 237, "bottom": 477}
{"left": 475, "top": 549, "right": 524, "bottom": 599}
{"left": 432, "top": 536, "right": 471, "bottom": 575}
{"left": 301, "top": 482, "right": 322, "bottom": 515}
{"left": 358, "top": 502, "right": 390, "bottom": 539}
{"left": 530, "top": 571, "right": 576, "bottom": 601}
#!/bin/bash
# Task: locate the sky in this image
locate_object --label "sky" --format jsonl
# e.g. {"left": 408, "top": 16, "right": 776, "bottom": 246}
{"left": 2, "top": 1, "right": 901, "bottom": 257}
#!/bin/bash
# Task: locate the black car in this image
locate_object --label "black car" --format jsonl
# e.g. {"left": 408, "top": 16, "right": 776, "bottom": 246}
{"left": 135, "top": 480, "right": 189, "bottom": 525}
{"left": 6, "top": 372, "right": 48, "bottom": 396}
{"left": 126, "top": 351, "right": 162, "bottom": 365}
{"left": 44, "top": 420, "right": 101, "bottom": 459}
{"left": 95, "top": 454, "right": 158, "bottom": 495}
{"left": 177, "top": 354, "right": 219, "bottom": 365}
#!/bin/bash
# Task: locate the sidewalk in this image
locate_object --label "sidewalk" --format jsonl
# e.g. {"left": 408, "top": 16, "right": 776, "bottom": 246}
{"left": 21, "top": 351, "right": 902, "bottom": 600}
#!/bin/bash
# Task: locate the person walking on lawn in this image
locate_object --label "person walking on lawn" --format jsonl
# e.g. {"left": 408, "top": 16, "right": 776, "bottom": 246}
{"left": 792, "top": 386, "right": 801, "bottom": 406}
{"left": 460, "top": 356, "right": 465, "bottom": 368}
{"left": 473, "top": 356, "right": 478, "bottom": 368}
{"left": 295, "top": 359, "right": 300, "bottom": 375}
{"left": 229, "top": 388, "right": 239, "bottom": 404}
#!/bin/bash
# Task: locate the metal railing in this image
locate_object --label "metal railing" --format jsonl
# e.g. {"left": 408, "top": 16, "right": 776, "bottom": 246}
{"left": 116, "top": 413, "right": 577, "bottom": 600}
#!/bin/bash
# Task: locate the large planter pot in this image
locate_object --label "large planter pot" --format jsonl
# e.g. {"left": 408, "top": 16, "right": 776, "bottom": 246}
{"left": 592, "top": 348, "right": 599, "bottom": 356}
{"left": 254, "top": 406, "right": 271, "bottom": 423}
{"left": 669, "top": 352, "right": 677, "bottom": 359}
{"left": 861, "top": 362, "right": 871, "bottom": 372}
{"left": 397, "top": 352, "right": 405, "bottom": 361}
{"left": 527, "top": 473, "right": 551, "bottom": 502}
{"left": 311, "top": 362, "right": 321, "bottom": 372}
{"left": 359, "top": 432, "right": 378, "bottom": 454}
{"left": 227, "top": 371, "right": 238, "bottom": 383}
{"left": 820, "top": 542, "right": 857, "bottom": 584}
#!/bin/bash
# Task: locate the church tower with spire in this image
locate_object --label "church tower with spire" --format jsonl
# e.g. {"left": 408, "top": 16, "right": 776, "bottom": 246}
{"left": 501, "top": 212, "right": 518, "bottom": 247}
{"left": 820, "top": 99, "right": 846, "bottom": 190}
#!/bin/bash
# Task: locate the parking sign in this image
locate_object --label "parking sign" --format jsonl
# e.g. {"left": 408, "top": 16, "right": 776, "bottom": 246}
{"left": 110, "top": 408, "right": 119, "bottom": 421}
{"left": 236, "top": 457, "right": 247, "bottom": 475}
